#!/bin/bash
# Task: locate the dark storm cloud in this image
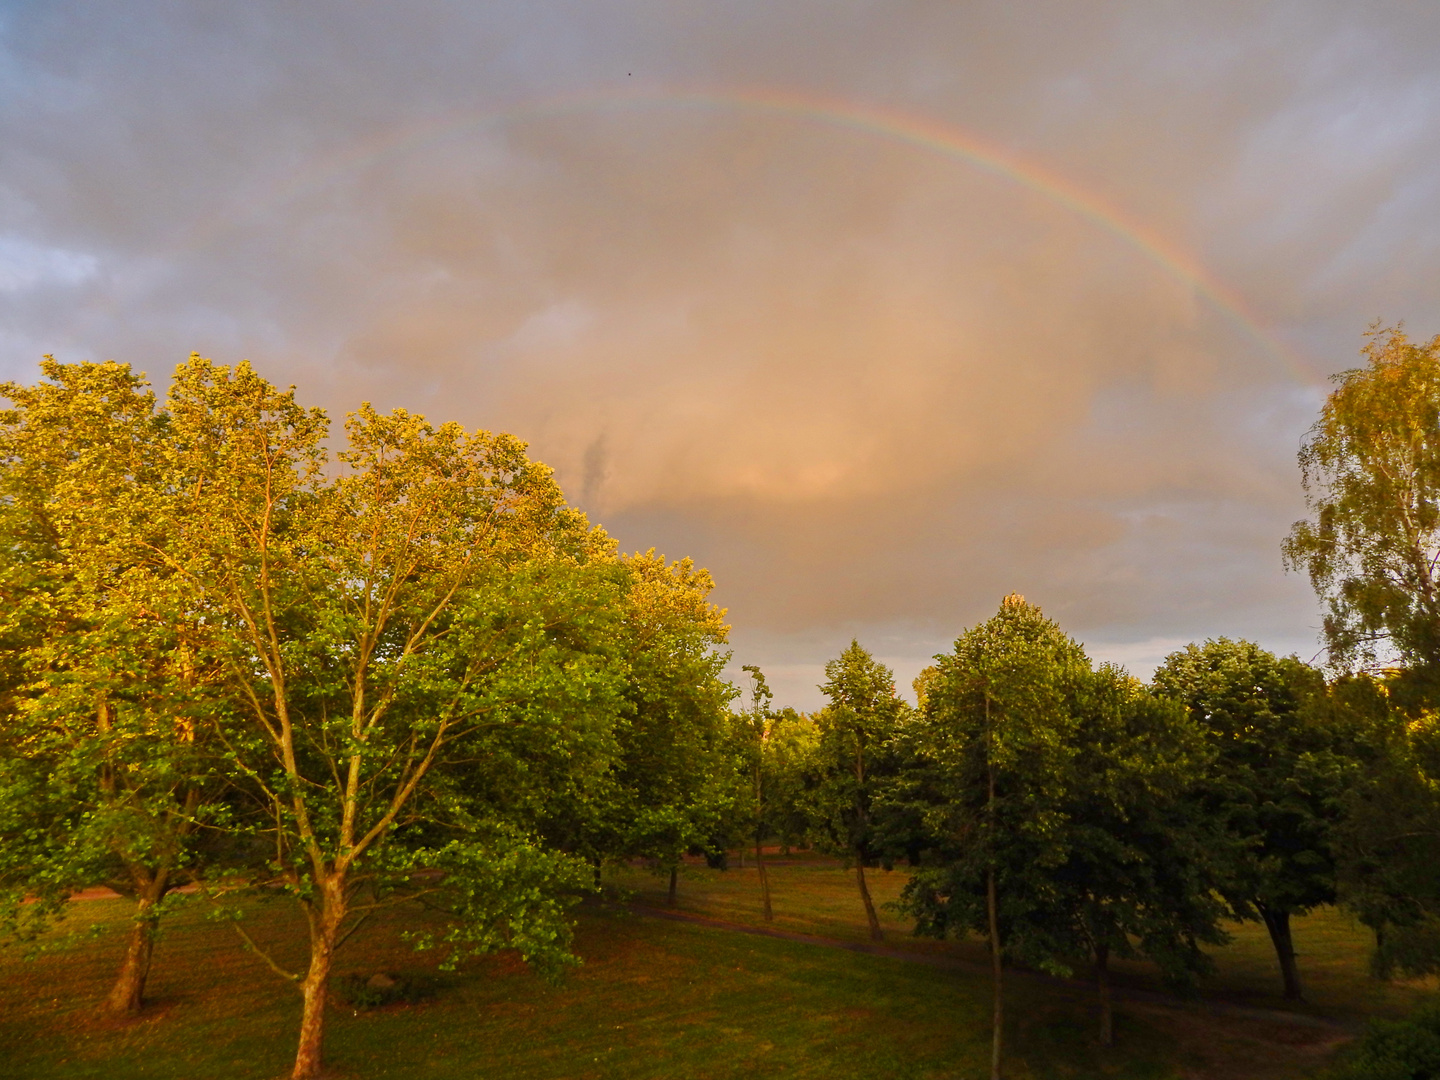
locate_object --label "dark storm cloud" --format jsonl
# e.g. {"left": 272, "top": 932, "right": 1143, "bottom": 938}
{"left": 2, "top": 1, "right": 1439, "bottom": 706}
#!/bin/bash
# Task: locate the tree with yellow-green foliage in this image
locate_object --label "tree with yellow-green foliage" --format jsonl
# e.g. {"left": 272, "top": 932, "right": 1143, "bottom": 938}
{"left": 1284, "top": 325, "right": 1440, "bottom": 684}
{"left": 0, "top": 359, "right": 228, "bottom": 1016}
{"left": 538, "top": 549, "right": 736, "bottom": 906}
{"left": 154, "top": 357, "right": 635, "bottom": 1079}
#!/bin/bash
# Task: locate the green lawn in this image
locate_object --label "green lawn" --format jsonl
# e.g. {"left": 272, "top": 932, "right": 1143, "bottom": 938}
{"left": 615, "top": 852, "right": 1437, "bottom": 1023}
{"left": 0, "top": 853, "right": 1429, "bottom": 1080}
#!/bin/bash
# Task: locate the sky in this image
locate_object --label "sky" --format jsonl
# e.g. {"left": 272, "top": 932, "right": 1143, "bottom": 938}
{"left": 2, "top": 1, "right": 1439, "bottom": 709}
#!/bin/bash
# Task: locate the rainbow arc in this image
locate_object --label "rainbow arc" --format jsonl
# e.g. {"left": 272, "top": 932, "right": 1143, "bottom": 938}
{"left": 173, "top": 85, "right": 1308, "bottom": 382}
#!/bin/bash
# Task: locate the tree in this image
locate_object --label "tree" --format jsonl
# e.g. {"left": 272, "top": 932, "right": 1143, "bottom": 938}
{"left": 1283, "top": 326, "right": 1440, "bottom": 682}
{"left": 551, "top": 550, "right": 735, "bottom": 906}
{"left": 733, "top": 665, "right": 778, "bottom": 920}
{"left": 807, "top": 640, "right": 906, "bottom": 941}
{"left": 899, "top": 600, "right": 1226, "bottom": 1060}
{"left": 0, "top": 359, "right": 225, "bottom": 1015}
{"left": 158, "top": 357, "right": 629, "bottom": 1079}
{"left": 761, "top": 708, "right": 818, "bottom": 856}
{"left": 1051, "top": 665, "right": 1227, "bottom": 1044}
{"left": 898, "top": 595, "right": 1090, "bottom": 1079}
{"left": 1151, "top": 638, "right": 1343, "bottom": 1001}
{"left": 1327, "top": 674, "right": 1440, "bottom": 978}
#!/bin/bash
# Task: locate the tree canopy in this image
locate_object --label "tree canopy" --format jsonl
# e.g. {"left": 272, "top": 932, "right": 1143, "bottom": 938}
{"left": 1284, "top": 326, "right": 1440, "bottom": 680}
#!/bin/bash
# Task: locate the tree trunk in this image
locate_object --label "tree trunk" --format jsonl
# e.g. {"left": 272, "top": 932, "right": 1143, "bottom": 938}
{"left": 592, "top": 855, "right": 602, "bottom": 891}
{"left": 855, "top": 860, "right": 883, "bottom": 941}
{"left": 755, "top": 836, "right": 772, "bottom": 921}
{"left": 102, "top": 872, "right": 168, "bottom": 1015}
{"left": 667, "top": 865, "right": 678, "bottom": 907}
{"left": 291, "top": 875, "right": 347, "bottom": 1080}
{"left": 987, "top": 864, "right": 1003, "bottom": 1080}
{"left": 1095, "top": 942, "right": 1113, "bottom": 1046}
{"left": 984, "top": 696, "right": 1003, "bottom": 1080}
{"left": 1260, "top": 905, "right": 1304, "bottom": 1001}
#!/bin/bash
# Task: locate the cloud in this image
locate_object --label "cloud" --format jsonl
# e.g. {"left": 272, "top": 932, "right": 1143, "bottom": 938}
{"left": 2, "top": 1, "right": 1438, "bottom": 700}
{"left": 0, "top": 237, "right": 97, "bottom": 292}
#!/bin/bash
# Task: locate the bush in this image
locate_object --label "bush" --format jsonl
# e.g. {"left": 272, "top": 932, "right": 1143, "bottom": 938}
{"left": 332, "top": 971, "right": 439, "bottom": 1011}
{"left": 1329, "top": 1000, "right": 1440, "bottom": 1080}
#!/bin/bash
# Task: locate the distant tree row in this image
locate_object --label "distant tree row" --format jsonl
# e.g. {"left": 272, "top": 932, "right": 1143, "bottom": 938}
{"left": 727, "top": 327, "right": 1440, "bottom": 1079}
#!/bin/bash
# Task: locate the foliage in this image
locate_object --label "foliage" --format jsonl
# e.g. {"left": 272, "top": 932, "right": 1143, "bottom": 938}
{"left": 1327, "top": 999, "right": 1440, "bottom": 1080}
{"left": 805, "top": 641, "right": 908, "bottom": 939}
{"left": 897, "top": 596, "right": 1091, "bottom": 966}
{"left": 1328, "top": 676, "right": 1440, "bottom": 978}
{"left": 900, "top": 600, "right": 1228, "bottom": 1050}
{"left": 542, "top": 550, "right": 735, "bottom": 893}
{"left": 725, "top": 665, "right": 783, "bottom": 918}
{"left": 897, "top": 594, "right": 1091, "bottom": 1074}
{"left": 1151, "top": 638, "right": 1346, "bottom": 1000}
{"left": 1048, "top": 666, "right": 1228, "bottom": 998}
{"left": 332, "top": 970, "right": 441, "bottom": 1010}
{"left": 0, "top": 358, "right": 227, "bottom": 1013}
{"left": 761, "top": 707, "right": 819, "bottom": 854}
{"left": 109, "top": 355, "right": 632, "bottom": 1078}
{"left": 1284, "top": 326, "right": 1440, "bottom": 680}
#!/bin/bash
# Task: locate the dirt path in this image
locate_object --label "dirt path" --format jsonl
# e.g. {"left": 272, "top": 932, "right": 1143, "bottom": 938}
{"left": 628, "top": 903, "right": 1352, "bottom": 1034}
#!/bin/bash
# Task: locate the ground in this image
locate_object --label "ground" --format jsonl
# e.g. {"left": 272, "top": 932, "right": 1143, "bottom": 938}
{"left": 0, "top": 852, "right": 1432, "bottom": 1079}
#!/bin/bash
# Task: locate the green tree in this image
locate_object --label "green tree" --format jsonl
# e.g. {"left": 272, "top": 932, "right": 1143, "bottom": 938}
{"left": 1283, "top": 326, "right": 1440, "bottom": 682}
{"left": 1152, "top": 638, "right": 1342, "bottom": 1001}
{"left": 1050, "top": 665, "right": 1227, "bottom": 1044}
{"left": 584, "top": 550, "right": 735, "bottom": 906}
{"left": 808, "top": 640, "right": 906, "bottom": 941}
{"left": 732, "top": 665, "right": 779, "bottom": 920}
{"left": 1327, "top": 674, "right": 1440, "bottom": 978}
{"left": 159, "top": 357, "right": 628, "bottom": 1080}
{"left": 0, "top": 359, "right": 225, "bottom": 1015}
{"left": 900, "top": 600, "right": 1226, "bottom": 1058}
{"left": 762, "top": 707, "right": 818, "bottom": 856}
{"left": 899, "top": 595, "right": 1090, "bottom": 1079}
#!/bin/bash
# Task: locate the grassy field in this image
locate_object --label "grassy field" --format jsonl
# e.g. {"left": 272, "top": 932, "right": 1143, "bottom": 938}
{"left": 0, "top": 853, "right": 1432, "bottom": 1080}
{"left": 612, "top": 852, "right": 1436, "bottom": 1022}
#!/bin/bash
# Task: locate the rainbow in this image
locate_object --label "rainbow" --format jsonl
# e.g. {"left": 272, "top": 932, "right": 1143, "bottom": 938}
{"left": 178, "top": 85, "right": 1310, "bottom": 382}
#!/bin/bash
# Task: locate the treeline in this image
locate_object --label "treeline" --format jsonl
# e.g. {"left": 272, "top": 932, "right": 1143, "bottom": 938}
{"left": 745, "top": 617, "right": 1434, "bottom": 1078}
{"left": 2, "top": 327, "right": 1440, "bottom": 1080}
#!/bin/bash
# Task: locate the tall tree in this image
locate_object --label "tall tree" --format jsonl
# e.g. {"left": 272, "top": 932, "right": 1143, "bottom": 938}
{"left": 552, "top": 550, "right": 734, "bottom": 906}
{"left": 1327, "top": 674, "right": 1440, "bottom": 977}
{"left": 0, "top": 359, "right": 224, "bottom": 1015}
{"left": 1053, "top": 665, "right": 1227, "bottom": 1044}
{"left": 762, "top": 708, "right": 818, "bottom": 856}
{"left": 160, "top": 357, "right": 628, "bottom": 1079}
{"left": 900, "top": 600, "right": 1226, "bottom": 1059}
{"left": 733, "top": 665, "right": 778, "bottom": 920}
{"left": 899, "top": 595, "right": 1089, "bottom": 1079}
{"left": 807, "top": 640, "right": 906, "bottom": 941}
{"left": 1283, "top": 326, "right": 1440, "bottom": 682}
{"left": 1152, "top": 639, "right": 1342, "bottom": 1001}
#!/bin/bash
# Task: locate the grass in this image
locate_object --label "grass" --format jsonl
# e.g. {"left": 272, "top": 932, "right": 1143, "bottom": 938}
{"left": 0, "top": 852, "right": 1431, "bottom": 1079}
{"left": 614, "top": 852, "right": 1437, "bottom": 1023}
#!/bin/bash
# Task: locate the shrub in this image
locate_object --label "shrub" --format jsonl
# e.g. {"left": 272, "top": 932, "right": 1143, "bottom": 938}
{"left": 1328, "top": 1000, "right": 1440, "bottom": 1080}
{"left": 332, "top": 972, "right": 439, "bottom": 1011}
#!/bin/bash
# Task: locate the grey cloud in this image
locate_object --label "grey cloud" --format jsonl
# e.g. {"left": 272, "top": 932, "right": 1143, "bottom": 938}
{"left": 1, "top": 1, "right": 1438, "bottom": 704}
